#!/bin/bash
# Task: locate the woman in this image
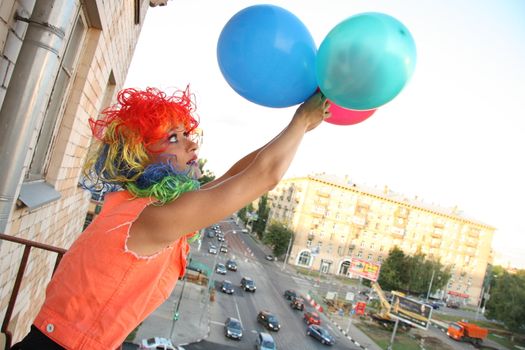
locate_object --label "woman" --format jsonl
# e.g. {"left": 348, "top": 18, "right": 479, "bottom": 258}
{"left": 13, "top": 86, "right": 330, "bottom": 349}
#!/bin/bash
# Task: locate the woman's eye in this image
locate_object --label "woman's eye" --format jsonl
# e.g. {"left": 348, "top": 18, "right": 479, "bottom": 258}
{"left": 168, "top": 134, "right": 178, "bottom": 143}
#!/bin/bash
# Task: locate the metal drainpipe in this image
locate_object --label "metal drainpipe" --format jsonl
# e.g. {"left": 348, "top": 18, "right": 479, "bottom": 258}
{"left": 0, "top": 0, "right": 79, "bottom": 232}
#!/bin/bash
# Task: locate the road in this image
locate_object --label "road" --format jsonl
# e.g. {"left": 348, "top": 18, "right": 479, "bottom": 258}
{"left": 187, "top": 220, "right": 360, "bottom": 350}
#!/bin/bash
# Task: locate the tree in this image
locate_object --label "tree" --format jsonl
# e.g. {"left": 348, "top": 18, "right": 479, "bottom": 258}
{"left": 197, "top": 158, "right": 215, "bottom": 186}
{"left": 377, "top": 247, "right": 451, "bottom": 295}
{"left": 252, "top": 194, "right": 270, "bottom": 239}
{"left": 377, "top": 246, "right": 406, "bottom": 291}
{"left": 485, "top": 269, "right": 525, "bottom": 333}
{"left": 263, "top": 222, "right": 293, "bottom": 257}
{"left": 237, "top": 203, "right": 253, "bottom": 224}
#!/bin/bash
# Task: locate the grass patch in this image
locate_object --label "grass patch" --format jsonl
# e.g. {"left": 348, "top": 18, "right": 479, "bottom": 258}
{"left": 355, "top": 320, "right": 455, "bottom": 350}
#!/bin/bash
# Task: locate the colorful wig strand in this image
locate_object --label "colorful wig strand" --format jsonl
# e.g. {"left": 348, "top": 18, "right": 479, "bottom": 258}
{"left": 83, "top": 86, "right": 200, "bottom": 203}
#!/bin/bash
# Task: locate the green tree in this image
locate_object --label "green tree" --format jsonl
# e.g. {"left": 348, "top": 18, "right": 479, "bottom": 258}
{"left": 485, "top": 269, "right": 525, "bottom": 333}
{"left": 377, "top": 246, "right": 406, "bottom": 291}
{"left": 377, "top": 247, "right": 451, "bottom": 295}
{"left": 263, "top": 222, "right": 293, "bottom": 257}
{"left": 197, "top": 158, "right": 215, "bottom": 186}
{"left": 252, "top": 194, "right": 270, "bottom": 239}
{"left": 237, "top": 203, "right": 254, "bottom": 225}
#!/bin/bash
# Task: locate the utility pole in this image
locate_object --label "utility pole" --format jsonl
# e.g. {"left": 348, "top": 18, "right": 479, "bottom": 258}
{"left": 426, "top": 269, "right": 435, "bottom": 302}
{"left": 281, "top": 235, "right": 293, "bottom": 271}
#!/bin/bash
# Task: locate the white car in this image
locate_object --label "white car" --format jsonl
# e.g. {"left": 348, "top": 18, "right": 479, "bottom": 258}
{"left": 140, "top": 337, "right": 180, "bottom": 349}
{"left": 208, "top": 245, "right": 218, "bottom": 254}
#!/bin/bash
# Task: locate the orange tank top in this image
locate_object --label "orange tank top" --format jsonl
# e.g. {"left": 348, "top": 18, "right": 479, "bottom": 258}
{"left": 34, "top": 191, "right": 189, "bottom": 349}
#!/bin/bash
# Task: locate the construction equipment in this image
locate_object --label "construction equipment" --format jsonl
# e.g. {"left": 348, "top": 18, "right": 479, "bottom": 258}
{"left": 370, "top": 282, "right": 432, "bottom": 331}
{"left": 447, "top": 321, "right": 488, "bottom": 345}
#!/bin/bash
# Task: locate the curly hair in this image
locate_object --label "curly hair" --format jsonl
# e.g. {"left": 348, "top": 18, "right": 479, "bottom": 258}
{"left": 83, "top": 86, "right": 200, "bottom": 203}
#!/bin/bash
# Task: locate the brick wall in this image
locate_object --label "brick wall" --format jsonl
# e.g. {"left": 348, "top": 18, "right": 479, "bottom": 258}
{"left": 0, "top": 0, "right": 150, "bottom": 342}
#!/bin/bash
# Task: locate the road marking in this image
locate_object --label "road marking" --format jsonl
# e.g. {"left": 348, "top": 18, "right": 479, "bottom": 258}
{"left": 210, "top": 320, "right": 225, "bottom": 326}
{"left": 234, "top": 296, "right": 243, "bottom": 326}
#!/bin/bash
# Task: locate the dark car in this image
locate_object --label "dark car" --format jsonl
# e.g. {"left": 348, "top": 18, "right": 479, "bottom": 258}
{"left": 224, "top": 317, "right": 243, "bottom": 340}
{"left": 257, "top": 310, "right": 281, "bottom": 331}
{"left": 215, "top": 263, "right": 227, "bottom": 275}
{"left": 304, "top": 311, "right": 321, "bottom": 325}
{"left": 221, "top": 280, "right": 234, "bottom": 294}
{"left": 291, "top": 297, "right": 305, "bottom": 311}
{"left": 226, "top": 259, "right": 237, "bottom": 271}
{"left": 306, "top": 324, "right": 335, "bottom": 345}
{"left": 240, "top": 277, "right": 256, "bottom": 292}
{"left": 284, "top": 289, "right": 297, "bottom": 300}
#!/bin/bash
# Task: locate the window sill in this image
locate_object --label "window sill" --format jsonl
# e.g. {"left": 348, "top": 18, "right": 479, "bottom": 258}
{"left": 18, "top": 181, "right": 61, "bottom": 210}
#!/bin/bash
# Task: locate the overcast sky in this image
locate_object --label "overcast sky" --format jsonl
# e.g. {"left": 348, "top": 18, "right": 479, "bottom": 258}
{"left": 125, "top": 0, "right": 525, "bottom": 268}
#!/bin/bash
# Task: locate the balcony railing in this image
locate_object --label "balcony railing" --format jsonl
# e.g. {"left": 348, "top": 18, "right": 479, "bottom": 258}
{"left": 0, "top": 233, "right": 129, "bottom": 350}
{"left": 0, "top": 233, "right": 66, "bottom": 349}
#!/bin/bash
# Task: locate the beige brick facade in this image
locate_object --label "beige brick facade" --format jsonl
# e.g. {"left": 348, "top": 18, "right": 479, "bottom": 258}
{"left": 268, "top": 174, "right": 495, "bottom": 306}
{"left": 0, "top": 0, "right": 151, "bottom": 342}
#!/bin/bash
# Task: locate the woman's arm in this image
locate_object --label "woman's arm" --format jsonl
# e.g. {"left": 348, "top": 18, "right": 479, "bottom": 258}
{"left": 129, "top": 92, "right": 330, "bottom": 254}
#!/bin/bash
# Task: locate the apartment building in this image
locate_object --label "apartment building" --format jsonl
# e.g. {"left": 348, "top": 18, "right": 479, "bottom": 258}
{"left": 0, "top": 0, "right": 157, "bottom": 344}
{"left": 268, "top": 174, "right": 495, "bottom": 306}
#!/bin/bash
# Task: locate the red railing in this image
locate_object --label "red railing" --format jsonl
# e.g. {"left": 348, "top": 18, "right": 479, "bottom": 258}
{"left": 0, "top": 233, "right": 66, "bottom": 350}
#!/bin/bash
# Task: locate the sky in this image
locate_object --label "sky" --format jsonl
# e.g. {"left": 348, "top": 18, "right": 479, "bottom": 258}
{"left": 124, "top": 0, "right": 525, "bottom": 268}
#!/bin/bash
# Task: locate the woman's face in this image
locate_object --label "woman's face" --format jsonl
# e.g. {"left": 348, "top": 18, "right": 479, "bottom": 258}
{"left": 147, "top": 125, "right": 201, "bottom": 176}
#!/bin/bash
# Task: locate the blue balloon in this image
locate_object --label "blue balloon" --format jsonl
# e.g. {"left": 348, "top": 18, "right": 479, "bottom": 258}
{"left": 316, "top": 12, "right": 417, "bottom": 110}
{"left": 217, "top": 5, "right": 317, "bottom": 108}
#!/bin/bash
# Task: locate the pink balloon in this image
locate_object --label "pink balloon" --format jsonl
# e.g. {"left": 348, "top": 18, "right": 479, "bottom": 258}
{"left": 325, "top": 102, "right": 377, "bottom": 125}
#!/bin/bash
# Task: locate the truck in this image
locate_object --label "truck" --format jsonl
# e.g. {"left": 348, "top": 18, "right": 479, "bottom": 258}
{"left": 447, "top": 321, "right": 488, "bottom": 345}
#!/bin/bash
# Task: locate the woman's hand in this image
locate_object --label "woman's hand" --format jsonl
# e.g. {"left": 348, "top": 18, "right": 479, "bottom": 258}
{"left": 292, "top": 92, "right": 331, "bottom": 132}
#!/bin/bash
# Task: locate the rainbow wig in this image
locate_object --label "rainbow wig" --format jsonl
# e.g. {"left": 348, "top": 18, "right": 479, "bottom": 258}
{"left": 83, "top": 86, "right": 201, "bottom": 204}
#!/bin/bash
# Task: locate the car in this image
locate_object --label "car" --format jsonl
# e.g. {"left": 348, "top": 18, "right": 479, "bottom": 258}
{"left": 257, "top": 310, "right": 281, "bottom": 331}
{"left": 206, "top": 230, "right": 215, "bottom": 238}
{"left": 283, "top": 289, "right": 297, "bottom": 300}
{"left": 265, "top": 254, "right": 275, "bottom": 261}
{"left": 226, "top": 259, "right": 237, "bottom": 271}
{"left": 224, "top": 317, "right": 243, "bottom": 340}
{"left": 304, "top": 311, "right": 321, "bottom": 325}
{"left": 220, "top": 244, "right": 228, "bottom": 253}
{"left": 446, "top": 300, "right": 460, "bottom": 309}
{"left": 215, "top": 263, "right": 227, "bottom": 275}
{"left": 140, "top": 337, "right": 176, "bottom": 349}
{"left": 240, "top": 276, "right": 256, "bottom": 292}
{"left": 255, "top": 332, "right": 276, "bottom": 350}
{"left": 217, "top": 235, "right": 225, "bottom": 242}
{"left": 291, "top": 297, "right": 305, "bottom": 311}
{"left": 306, "top": 324, "right": 335, "bottom": 346}
{"left": 221, "top": 280, "right": 234, "bottom": 294}
{"left": 208, "top": 245, "right": 218, "bottom": 254}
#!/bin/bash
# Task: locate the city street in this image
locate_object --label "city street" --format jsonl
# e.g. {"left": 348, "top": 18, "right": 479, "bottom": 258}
{"left": 187, "top": 220, "right": 361, "bottom": 350}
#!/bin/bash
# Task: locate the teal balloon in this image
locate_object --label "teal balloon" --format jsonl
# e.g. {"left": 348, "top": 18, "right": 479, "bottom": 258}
{"left": 316, "top": 12, "right": 416, "bottom": 110}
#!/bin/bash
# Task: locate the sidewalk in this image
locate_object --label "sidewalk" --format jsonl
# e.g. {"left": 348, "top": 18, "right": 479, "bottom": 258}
{"left": 132, "top": 279, "right": 210, "bottom": 347}
{"left": 325, "top": 313, "right": 383, "bottom": 350}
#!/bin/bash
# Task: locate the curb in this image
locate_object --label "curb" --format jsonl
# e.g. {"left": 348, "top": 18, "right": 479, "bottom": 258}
{"left": 326, "top": 314, "right": 368, "bottom": 350}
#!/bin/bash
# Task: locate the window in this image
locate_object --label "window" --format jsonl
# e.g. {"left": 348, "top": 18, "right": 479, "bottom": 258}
{"left": 298, "top": 251, "right": 311, "bottom": 266}
{"left": 26, "top": 10, "right": 87, "bottom": 181}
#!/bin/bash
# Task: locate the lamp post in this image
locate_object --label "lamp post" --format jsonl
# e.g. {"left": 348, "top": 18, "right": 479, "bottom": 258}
{"left": 281, "top": 234, "right": 293, "bottom": 271}
{"left": 426, "top": 269, "right": 436, "bottom": 302}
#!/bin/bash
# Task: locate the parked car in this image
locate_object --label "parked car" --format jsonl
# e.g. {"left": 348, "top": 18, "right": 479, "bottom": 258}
{"left": 257, "top": 310, "right": 281, "bottom": 331}
{"left": 265, "top": 254, "right": 275, "bottom": 261}
{"left": 240, "top": 276, "right": 256, "bottom": 292}
{"left": 220, "top": 244, "right": 228, "bottom": 253}
{"left": 291, "top": 297, "right": 305, "bottom": 311}
{"left": 255, "top": 332, "right": 276, "bottom": 350}
{"left": 304, "top": 311, "right": 321, "bottom": 325}
{"left": 140, "top": 337, "right": 176, "bottom": 349}
{"left": 447, "top": 300, "right": 460, "bottom": 309}
{"left": 283, "top": 289, "right": 297, "bottom": 300}
{"left": 221, "top": 280, "right": 234, "bottom": 294}
{"left": 224, "top": 317, "right": 243, "bottom": 340}
{"left": 208, "top": 245, "right": 218, "bottom": 254}
{"left": 306, "top": 324, "right": 335, "bottom": 345}
{"left": 215, "top": 263, "right": 227, "bottom": 275}
{"left": 226, "top": 259, "right": 237, "bottom": 271}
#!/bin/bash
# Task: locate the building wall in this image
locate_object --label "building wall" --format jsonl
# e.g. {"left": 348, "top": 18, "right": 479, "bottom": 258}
{"left": 268, "top": 174, "right": 495, "bottom": 306}
{"left": 0, "top": 0, "right": 151, "bottom": 342}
